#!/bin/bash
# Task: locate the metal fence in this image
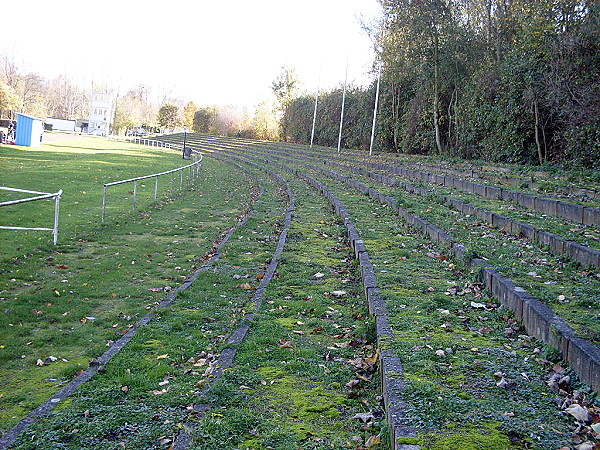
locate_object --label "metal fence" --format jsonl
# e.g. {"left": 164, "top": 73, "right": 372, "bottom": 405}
{"left": 0, "top": 186, "right": 63, "bottom": 244}
{"left": 127, "top": 137, "right": 179, "bottom": 148}
{"left": 101, "top": 153, "right": 202, "bottom": 223}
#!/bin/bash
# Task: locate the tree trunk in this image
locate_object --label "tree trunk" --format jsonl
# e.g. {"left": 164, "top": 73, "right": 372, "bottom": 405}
{"left": 433, "top": 32, "right": 443, "bottom": 154}
{"left": 392, "top": 82, "right": 400, "bottom": 151}
{"left": 534, "top": 99, "right": 544, "bottom": 165}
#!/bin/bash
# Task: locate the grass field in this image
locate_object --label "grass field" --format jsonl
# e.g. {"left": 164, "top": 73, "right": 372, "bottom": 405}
{"left": 1, "top": 135, "right": 598, "bottom": 449}
{"left": 0, "top": 138, "right": 254, "bottom": 430}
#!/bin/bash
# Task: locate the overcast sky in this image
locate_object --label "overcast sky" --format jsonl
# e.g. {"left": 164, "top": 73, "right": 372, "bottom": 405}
{"left": 2, "top": 0, "right": 381, "bottom": 109}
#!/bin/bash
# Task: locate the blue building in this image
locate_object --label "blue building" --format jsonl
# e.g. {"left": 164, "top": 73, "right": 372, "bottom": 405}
{"left": 15, "top": 113, "right": 43, "bottom": 147}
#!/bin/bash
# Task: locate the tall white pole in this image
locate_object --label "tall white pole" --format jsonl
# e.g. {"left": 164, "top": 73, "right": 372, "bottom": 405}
{"left": 337, "top": 57, "right": 349, "bottom": 153}
{"left": 369, "top": 61, "right": 382, "bottom": 156}
{"left": 310, "top": 69, "right": 321, "bottom": 149}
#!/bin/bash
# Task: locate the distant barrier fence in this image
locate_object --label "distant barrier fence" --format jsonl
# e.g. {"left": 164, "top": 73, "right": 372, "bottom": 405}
{"left": 127, "top": 137, "right": 179, "bottom": 148}
{"left": 101, "top": 153, "right": 203, "bottom": 224}
{"left": 108, "top": 136, "right": 182, "bottom": 150}
{"left": 0, "top": 187, "right": 63, "bottom": 244}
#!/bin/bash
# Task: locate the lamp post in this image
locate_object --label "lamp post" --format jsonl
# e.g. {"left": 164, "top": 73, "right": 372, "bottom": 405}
{"left": 182, "top": 128, "right": 187, "bottom": 159}
{"left": 369, "top": 61, "right": 382, "bottom": 156}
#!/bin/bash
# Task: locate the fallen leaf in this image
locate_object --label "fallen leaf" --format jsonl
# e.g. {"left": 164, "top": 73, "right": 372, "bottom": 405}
{"left": 364, "top": 349, "right": 379, "bottom": 365}
{"left": 365, "top": 435, "right": 381, "bottom": 448}
{"left": 565, "top": 404, "right": 589, "bottom": 422}
{"left": 279, "top": 340, "right": 293, "bottom": 349}
{"left": 157, "top": 354, "right": 169, "bottom": 360}
{"left": 314, "top": 272, "right": 325, "bottom": 278}
{"left": 574, "top": 442, "right": 595, "bottom": 450}
{"left": 346, "top": 379, "right": 360, "bottom": 388}
{"left": 152, "top": 388, "right": 170, "bottom": 395}
{"left": 470, "top": 301, "right": 486, "bottom": 309}
{"left": 121, "top": 385, "right": 129, "bottom": 392}
{"left": 330, "top": 290, "right": 347, "bottom": 297}
{"left": 352, "top": 412, "right": 375, "bottom": 423}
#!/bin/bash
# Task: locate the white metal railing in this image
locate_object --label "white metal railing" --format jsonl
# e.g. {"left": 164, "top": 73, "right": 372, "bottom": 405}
{"left": 0, "top": 187, "right": 63, "bottom": 244}
{"left": 128, "top": 137, "right": 178, "bottom": 148}
{"left": 108, "top": 136, "right": 181, "bottom": 150}
{"left": 101, "top": 153, "right": 202, "bottom": 223}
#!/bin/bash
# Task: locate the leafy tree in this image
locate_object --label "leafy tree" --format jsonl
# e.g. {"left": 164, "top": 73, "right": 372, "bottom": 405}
{"left": 252, "top": 101, "right": 279, "bottom": 140}
{"left": 192, "top": 107, "right": 218, "bottom": 134}
{"left": 157, "top": 103, "right": 180, "bottom": 130}
{"left": 112, "top": 87, "right": 158, "bottom": 135}
{"left": 183, "top": 101, "right": 197, "bottom": 130}
{"left": 271, "top": 67, "right": 300, "bottom": 141}
{"left": 0, "top": 79, "right": 20, "bottom": 118}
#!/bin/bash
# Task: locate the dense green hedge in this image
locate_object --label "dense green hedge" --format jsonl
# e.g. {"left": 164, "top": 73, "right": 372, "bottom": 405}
{"left": 282, "top": 1, "right": 599, "bottom": 169}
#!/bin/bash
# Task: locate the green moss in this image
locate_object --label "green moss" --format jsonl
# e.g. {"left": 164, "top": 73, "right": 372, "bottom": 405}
{"left": 397, "top": 437, "right": 419, "bottom": 445}
{"left": 257, "top": 366, "right": 286, "bottom": 379}
{"left": 274, "top": 317, "right": 297, "bottom": 328}
{"left": 418, "top": 422, "right": 513, "bottom": 450}
{"left": 254, "top": 367, "right": 349, "bottom": 439}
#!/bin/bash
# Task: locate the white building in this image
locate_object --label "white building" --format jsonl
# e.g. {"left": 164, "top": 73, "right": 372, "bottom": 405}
{"left": 45, "top": 117, "right": 76, "bottom": 132}
{"left": 88, "top": 92, "right": 114, "bottom": 135}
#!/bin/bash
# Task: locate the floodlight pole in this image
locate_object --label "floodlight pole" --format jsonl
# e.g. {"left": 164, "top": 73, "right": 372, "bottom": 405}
{"left": 369, "top": 61, "right": 382, "bottom": 156}
{"left": 337, "top": 57, "right": 349, "bottom": 153}
{"left": 310, "top": 69, "right": 321, "bottom": 149}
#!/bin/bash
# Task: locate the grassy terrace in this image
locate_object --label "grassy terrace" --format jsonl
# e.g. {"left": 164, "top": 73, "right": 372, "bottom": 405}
{"left": 241, "top": 144, "right": 600, "bottom": 250}
{"left": 163, "top": 133, "right": 597, "bottom": 449}
{"left": 211, "top": 142, "right": 600, "bottom": 345}
{"left": 354, "top": 151, "right": 600, "bottom": 206}
{"left": 0, "top": 138, "right": 254, "bottom": 433}
{"left": 2, "top": 134, "right": 598, "bottom": 449}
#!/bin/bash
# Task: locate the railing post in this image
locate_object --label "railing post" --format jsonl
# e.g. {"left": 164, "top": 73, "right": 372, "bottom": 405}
{"left": 180, "top": 170, "right": 183, "bottom": 190}
{"left": 53, "top": 190, "right": 62, "bottom": 245}
{"left": 154, "top": 176, "right": 159, "bottom": 202}
{"left": 133, "top": 180, "right": 138, "bottom": 210}
{"left": 170, "top": 172, "right": 174, "bottom": 196}
{"left": 102, "top": 185, "right": 107, "bottom": 224}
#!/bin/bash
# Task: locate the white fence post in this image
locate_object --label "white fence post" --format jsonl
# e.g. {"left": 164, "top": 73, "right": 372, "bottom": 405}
{"left": 0, "top": 187, "right": 64, "bottom": 244}
{"left": 101, "top": 153, "right": 202, "bottom": 222}
{"left": 53, "top": 190, "right": 62, "bottom": 245}
{"left": 102, "top": 185, "right": 107, "bottom": 224}
{"left": 133, "top": 180, "right": 138, "bottom": 210}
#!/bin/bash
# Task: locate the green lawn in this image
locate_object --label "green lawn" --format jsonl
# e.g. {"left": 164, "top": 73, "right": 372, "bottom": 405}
{"left": 0, "top": 137, "right": 253, "bottom": 432}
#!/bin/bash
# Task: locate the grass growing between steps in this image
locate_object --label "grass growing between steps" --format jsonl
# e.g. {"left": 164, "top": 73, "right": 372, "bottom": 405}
{"left": 0, "top": 140, "right": 255, "bottom": 434}
{"left": 9, "top": 160, "right": 287, "bottom": 448}
{"left": 282, "top": 158, "right": 600, "bottom": 345}
{"left": 282, "top": 161, "right": 584, "bottom": 450}
{"left": 183, "top": 174, "right": 384, "bottom": 449}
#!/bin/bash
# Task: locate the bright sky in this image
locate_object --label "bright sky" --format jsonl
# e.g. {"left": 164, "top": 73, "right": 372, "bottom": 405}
{"left": 2, "top": 0, "right": 381, "bottom": 109}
